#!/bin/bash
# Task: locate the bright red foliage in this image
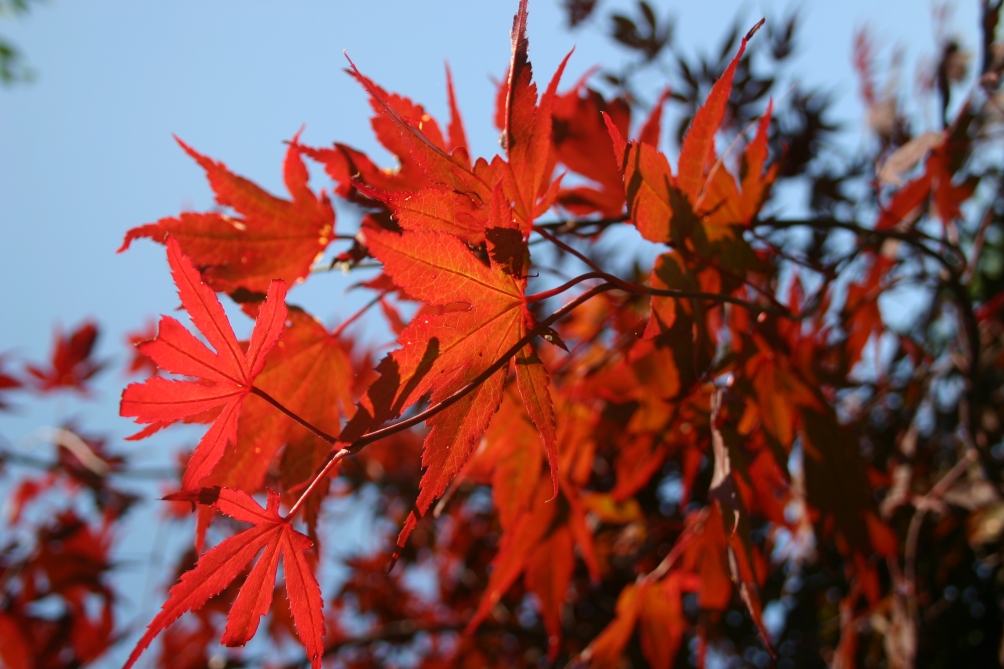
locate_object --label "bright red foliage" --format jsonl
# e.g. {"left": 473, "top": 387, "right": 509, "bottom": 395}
{"left": 120, "top": 237, "right": 287, "bottom": 489}
{"left": 119, "top": 134, "right": 334, "bottom": 295}
{"left": 25, "top": 321, "right": 105, "bottom": 394}
{"left": 6, "top": 1, "right": 1004, "bottom": 668}
{"left": 122, "top": 488, "right": 324, "bottom": 669}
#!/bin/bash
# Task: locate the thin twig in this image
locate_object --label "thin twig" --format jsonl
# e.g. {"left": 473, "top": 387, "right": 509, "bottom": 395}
{"left": 533, "top": 225, "right": 605, "bottom": 273}
{"left": 332, "top": 291, "right": 388, "bottom": 339}
{"left": 903, "top": 448, "right": 979, "bottom": 623}
{"left": 250, "top": 386, "right": 338, "bottom": 444}
{"left": 525, "top": 268, "right": 793, "bottom": 316}
{"left": 757, "top": 217, "right": 965, "bottom": 274}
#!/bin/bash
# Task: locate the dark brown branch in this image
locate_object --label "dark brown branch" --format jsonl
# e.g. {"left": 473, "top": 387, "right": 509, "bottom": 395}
{"left": 525, "top": 269, "right": 794, "bottom": 317}
{"left": 533, "top": 225, "right": 605, "bottom": 274}
{"left": 533, "top": 215, "right": 628, "bottom": 236}
{"left": 757, "top": 217, "right": 966, "bottom": 273}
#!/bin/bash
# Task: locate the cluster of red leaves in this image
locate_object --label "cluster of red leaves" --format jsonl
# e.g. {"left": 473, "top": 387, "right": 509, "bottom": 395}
{"left": 0, "top": 327, "right": 129, "bottom": 668}
{"left": 0, "top": 512, "right": 116, "bottom": 669}
{"left": 89, "top": 0, "right": 998, "bottom": 667}
{"left": 0, "top": 422, "right": 132, "bottom": 669}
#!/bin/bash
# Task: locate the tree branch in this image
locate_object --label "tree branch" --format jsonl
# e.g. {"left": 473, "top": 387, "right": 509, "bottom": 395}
{"left": 286, "top": 283, "right": 618, "bottom": 519}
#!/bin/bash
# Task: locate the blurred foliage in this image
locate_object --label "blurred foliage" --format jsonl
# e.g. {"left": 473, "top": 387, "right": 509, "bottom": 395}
{"left": 0, "top": 0, "right": 41, "bottom": 85}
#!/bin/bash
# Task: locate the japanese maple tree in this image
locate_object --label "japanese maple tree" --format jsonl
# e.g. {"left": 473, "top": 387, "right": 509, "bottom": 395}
{"left": 5, "top": 1, "right": 1004, "bottom": 668}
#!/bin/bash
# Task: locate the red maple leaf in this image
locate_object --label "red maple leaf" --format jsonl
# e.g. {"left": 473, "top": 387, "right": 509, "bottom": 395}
{"left": 356, "top": 185, "right": 558, "bottom": 559}
{"left": 582, "top": 573, "right": 694, "bottom": 669}
{"left": 120, "top": 237, "right": 287, "bottom": 489}
{"left": 123, "top": 488, "right": 324, "bottom": 669}
{"left": 459, "top": 391, "right": 604, "bottom": 659}
{"left": 302, "top": 61, "right": 471, "bottom": 206}
{"left": 607, "top": 20, "right": 769, "bottom": 245}
{"left": 550, "top": 80, "right": 667, "bottom": 218}
{"left": 332, "top": 58, "right": 499, "bottom": 247}
{"left": 26, "top": 321, "right": 105, "bottom": 394}
{"left": 0, "top": 510, "right": 118, "bottom": 669}
{"left": 497, "top": 0, "right": 570, "bottom": 230}
{"left": 119, "top": 133, "right": 334, "bottom": 294}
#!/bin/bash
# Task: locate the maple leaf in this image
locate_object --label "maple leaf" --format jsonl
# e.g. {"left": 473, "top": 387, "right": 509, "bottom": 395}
{"left": 842, "top": 256, "right": 891, "bottom": 369}
{"left": 551, "top": 81, "right": 631, "bottom": 217}
{"left": 340, "top": 60, "right": 501, "bottom": 247}
{"left": 26, "top": 321, "right": 105, "bottom": 394}
{"left": 740, "top": 335, "right": 821, "bottom": 449}
{"left": 355, "top": 185, "right": 558, "bottom": 559}
{"left": 120, "top": 237, "right": 287, "bottom": 489}
{"left": 304, "top": 58, "right": 503, "bottom": 249}
{"left": 582, "top": 575, "right": 692, "bottom": 669}
{"left": 801, "top": 408, "right": 898, "bottom": 568}
{"left": 466, "top": 480, "right": 561, "bottom": 644}
{"left": 461, "top": 392, "right": 601, "bottom": 659}
{"left": 346, "top": 59, "right": 487, "bottom": 197}
{"left": 608, "top": 20, "right": 769, "bottom": 246}
{"left": 124, "top": 319, "right": 159, "bottom": 377}
{"left": 708, "top": 391, "right": 771, "bottom": 646}
{"left": 551, "top": 81, "right": 666, "bottom": 218}
{"left": 0, "top": 511, "right": 118, "bottom": 668}
{"left": 874, "top": 129, "right": 976, "bottom": 232}
{"left": 498, "top": 0, "right": 570, "bottom": 229}
{"left": 119, "top": 133, "right": 334, "bottom": 294}
{"left": 123, "top": 488, "right": 324, "bottom": 669}
{"left": 466, "top": 478, "right": 578, "bottom": 661}
{"left": 304, "top": 61, "right": 472, "bottom": 203}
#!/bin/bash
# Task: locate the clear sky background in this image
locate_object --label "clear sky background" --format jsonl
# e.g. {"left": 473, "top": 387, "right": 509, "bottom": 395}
{"left": 0, "top": 0, "right": 983, "bottom": 665}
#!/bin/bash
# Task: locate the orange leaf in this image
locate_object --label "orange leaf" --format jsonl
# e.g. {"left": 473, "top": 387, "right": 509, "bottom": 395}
{"left": 638, "top": 577, "right": 686, "bottom": 669}
{"left": 526, "top": 526, "right": 575, "bottom": 660}
{"left": 120, "top": 135, "right": 334, "bottom": 294}
{"left": 515, "top": 344, "right": 559, "bottom": 499}
{"left": 552, "top": 81, "right": 631, "bottom": 217}
{"left": 501, "top": 0, "right": 571, "bottom": 228}
{"left": 354, "top": 187, "right": 556, "bottom": 557}
{"left": 677, "top": 22, "right": 759, "bottom": 202}
{"left": 581, "top": 583, "right": 642, "bottom": 668}
{"left": 346, "top": 58, "right": 491, "bottom": 204}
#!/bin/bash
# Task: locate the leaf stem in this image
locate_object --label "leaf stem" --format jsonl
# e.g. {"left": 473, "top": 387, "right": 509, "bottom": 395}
{"left": 249, "top": 386, "right": 338, "bottom": 444}
{"left": 263, "top": 264, "right": 800, "bottom": 522}
{"left": 286, "top": 448, "right": 350, "bottom": 518}
{"left": 332, "top": 291, "right": 388, "bottom": 339}
{"left": 533, "top": 225, "right": 604, "bottom": 274}
{"left": 525, "top": 268, "right": 790, "bottom": 316}
{"left": 525, "top": 272, "right": 605, "bottom": 302}
{"left": 533, "top": 224, "right": 795, "bottom": 316}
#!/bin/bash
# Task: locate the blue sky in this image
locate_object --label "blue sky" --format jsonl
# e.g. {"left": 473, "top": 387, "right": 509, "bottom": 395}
{"left": 0, "top": 0, "right": 983, "bottom": 665}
